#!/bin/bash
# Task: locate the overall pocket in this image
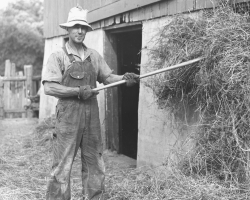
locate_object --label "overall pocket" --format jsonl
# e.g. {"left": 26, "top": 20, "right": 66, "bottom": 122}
{"left": 69, "top": 71, "right": 90, "bottom": 87}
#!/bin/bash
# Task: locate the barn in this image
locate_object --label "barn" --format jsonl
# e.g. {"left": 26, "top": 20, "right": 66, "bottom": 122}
{"left": 40, "top": 0, "right": 247, "bottom": 167}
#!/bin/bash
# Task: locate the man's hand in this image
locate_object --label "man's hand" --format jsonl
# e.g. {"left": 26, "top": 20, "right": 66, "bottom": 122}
{"left": 122, "top": 73, "right": 140, "bottom": 87}
{"left": 79, "top": 85, "right": 99, "bottom": 100}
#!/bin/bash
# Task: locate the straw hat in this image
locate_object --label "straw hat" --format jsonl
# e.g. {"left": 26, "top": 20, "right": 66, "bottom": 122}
{"left": 59, "top": 5, "right": 93, "bottom": 32}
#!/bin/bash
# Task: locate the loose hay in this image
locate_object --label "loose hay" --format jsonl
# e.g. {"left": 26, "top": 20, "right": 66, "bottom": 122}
{"left": 0, "top": 119, "right": 50, "bottom": 199}
{"left": 146, "top": 4, "right": 250, "bottom": 185}
{"left": 1, "top": 118, "right": 250, "bottom": 199}
{"left": 105, "top": 164, "right": 250, "bottom": 200}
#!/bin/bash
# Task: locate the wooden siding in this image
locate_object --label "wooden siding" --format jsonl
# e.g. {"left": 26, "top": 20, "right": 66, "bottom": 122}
{"left": 44, "top": 0, "right": 161, "bottom": 38}
{"left": 87, "top": 0, "right": 163, "bottom": 22}
{"left": 89, "top": 0, "right": 200, "bottom": 31}
{"left": 44, "top": 0, "right": 247, "bottom": 38}
{"left": 77, "top": 0, "right": 119, "bottom": 11}
{"left": 78, "top": 0, "right": 101, "bottom": 10}
{"left": 44, "top": 0, "right": 78, "bottom": 38}
{"left": 43, "top": 0, "right": 212, "bottom": 38}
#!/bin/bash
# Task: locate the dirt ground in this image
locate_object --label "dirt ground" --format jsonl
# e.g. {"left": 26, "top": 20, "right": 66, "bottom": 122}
{"left": 0, "top": 118, "right": 136, "bottom": 200}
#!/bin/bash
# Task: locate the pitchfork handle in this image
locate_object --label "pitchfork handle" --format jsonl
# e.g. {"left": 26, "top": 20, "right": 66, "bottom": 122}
{"left": 93, "top": 57, "right": 204, "bottom": 92}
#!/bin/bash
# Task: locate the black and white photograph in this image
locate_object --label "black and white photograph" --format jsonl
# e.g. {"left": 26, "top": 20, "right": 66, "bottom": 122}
{"left": 1, "top": 0, "right": 250, "bottom": 199}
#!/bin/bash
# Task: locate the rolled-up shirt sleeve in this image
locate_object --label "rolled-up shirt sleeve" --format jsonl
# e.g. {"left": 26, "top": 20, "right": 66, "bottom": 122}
{"left": 42, "top": 53, "right": 63, "bottom": 84}
{"left": 94, "top": 52, "right": 124, "bottom": 84}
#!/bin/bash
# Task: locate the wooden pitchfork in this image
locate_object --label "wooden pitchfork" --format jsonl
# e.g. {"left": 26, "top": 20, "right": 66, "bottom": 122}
{"left": 93, "top": 57, "right": 204, "bottom": 91}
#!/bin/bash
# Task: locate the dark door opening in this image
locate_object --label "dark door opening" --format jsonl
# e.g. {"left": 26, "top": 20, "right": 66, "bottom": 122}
{"left": 116, "top": 31, "right": 142, "bottom": 159}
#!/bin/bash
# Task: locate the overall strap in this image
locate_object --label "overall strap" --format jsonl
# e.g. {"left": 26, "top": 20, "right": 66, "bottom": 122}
{"left": 62, "top": 46, "right": 76, "bottom": 64}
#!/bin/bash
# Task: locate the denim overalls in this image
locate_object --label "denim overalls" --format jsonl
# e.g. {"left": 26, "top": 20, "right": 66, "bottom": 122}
{"left": 46, "top": 47, "right": 105, "bottom": 200}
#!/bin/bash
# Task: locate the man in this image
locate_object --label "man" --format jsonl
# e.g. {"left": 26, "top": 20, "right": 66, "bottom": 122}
{"left": 43, "top": 5, "right": 139, "bottom": 200}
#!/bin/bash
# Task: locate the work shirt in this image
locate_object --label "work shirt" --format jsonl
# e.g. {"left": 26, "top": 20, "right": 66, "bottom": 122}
{"left": 42, "top": 42, "right": 113, "bottom": 84}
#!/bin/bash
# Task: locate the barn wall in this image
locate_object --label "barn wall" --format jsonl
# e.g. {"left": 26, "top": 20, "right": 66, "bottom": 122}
{"left": 39, "top": 31, "right": 107, "bottom": 150}
{"left": 137, "top": 12, "right": 201, "bottom": 167}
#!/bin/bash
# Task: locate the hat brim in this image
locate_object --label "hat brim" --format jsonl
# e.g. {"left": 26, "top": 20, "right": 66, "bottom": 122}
{"left": 59, "top": 21, "right": 93, "bottom": 32}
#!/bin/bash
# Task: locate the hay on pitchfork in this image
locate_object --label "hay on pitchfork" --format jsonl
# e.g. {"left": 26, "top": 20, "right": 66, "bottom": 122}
{"left": 146, "top": 5, "right": 250, "bottom": 184}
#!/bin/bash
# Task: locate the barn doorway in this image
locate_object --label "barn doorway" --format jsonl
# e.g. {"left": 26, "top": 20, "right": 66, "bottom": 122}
{"left": 104, "top": 24, "right": 142, "bottom": 159}
{"left": 116, "top": 30, "right": 142, "bottom": 159}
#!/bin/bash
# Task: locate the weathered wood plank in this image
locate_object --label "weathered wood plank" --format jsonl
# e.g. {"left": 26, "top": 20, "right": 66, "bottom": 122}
{"left": 24, "top": 65, "right": 33, "bottom": 95}
{"left": 91, "top": 21, "right": 101, "bottom": 30}
{"left": 79, "top": 0, "right": 102, "bottom": 10}
{"left": 101, "top": 0, "right": 119, "bottom": 7}
{"left": 129, "top": 10, "right": 134, "bottom": 22}
{"left": 10, "top": 63, "right": 17, "bottom": 112}
{"left": 55, "top": 0, "right": 60, "bottom": 37}
{"left": 17, "top": 71, "right": 26, "bottom": 118}
{"left": 177, "top": 0, "right": 186, "bottom": 13}
{"left": 144, "top": 5, "right": 152, "bottom": 20}
{"left": 2, "top": 77, "right": 26, "bottom": 81}
{"left": 4, "top": 109, "right": 26, "bottom": 113}
{"left": 168, "top": 0, "right": 177, "bottom": 15}
{"left": 33, "top": 75, "right": 42, "bottom": 80}
{"left": 43, "top": 0, "right": 49, "bottom": 38}
{"left": 151, "top": 3, "right": 161, "bottom": 18}
{"left": 205, "top": 0, "right": 215, "bottom": 8}
{"left": 124, "top": 13, "right": 130, "bottom": 23}
{"left": 104, "top": 17, "right": 115, "bottom": 27}
{"left": 88, "top": 0, "right": 163, "bottom": 23}
{"left": 2, "top": 75, "right": 40, "bottom": 81}
{"left": 186, "top": 0, "right": 194, "bottom": 11}
{"left": 160, "top": 0, "right": 168, "bottom": 16}
{"left": 196, "top": 0, "right": 206, "bottom": 9}
{"left": 115, "top": 15, "right": 121, "bottom": 24}
{"left": 101, "top": 20, "right": 105, "bottom": 28}
{"left": 4, "top": 60, "right": 11, "bottom": 111}
{"left": 24, "top": 65, "right": 33, "bottom": 118}
{"left": 137, "top": 7, "right": 146, "bottom": 21}
{"left": 0, "top": 77, "right": 4, "bottom": 119}
{"left": 195, "top": 0, "right": 216, "bottom": 9}
{"left": 103, "top": 21, "right": 142, "bottom": 32}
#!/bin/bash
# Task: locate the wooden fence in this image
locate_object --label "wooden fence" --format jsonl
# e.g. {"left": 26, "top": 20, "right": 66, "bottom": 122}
{"left": 0, "top": 60, "right": 41, "bottom": 119}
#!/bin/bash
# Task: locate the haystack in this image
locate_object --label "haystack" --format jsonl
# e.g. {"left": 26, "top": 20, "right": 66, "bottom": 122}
{"left": 147, "top": 5, "right": 250, "bottom": 184}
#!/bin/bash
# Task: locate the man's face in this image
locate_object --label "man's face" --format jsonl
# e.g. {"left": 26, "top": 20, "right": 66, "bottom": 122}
{"left": 68, "top": 24, "right": 88, "bottom": 44}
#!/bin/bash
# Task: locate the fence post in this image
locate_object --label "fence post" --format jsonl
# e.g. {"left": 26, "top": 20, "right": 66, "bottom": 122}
{"left": 18, "top": 71, "right": 26, "bottom": 118}
{"left": 4, "top": 60, "right": 11, "bottom": 117}
{"left": 0, "top": 77, "right": 4, "bottom": 119}
{"left": 24, "top": 65, "right": 33, "bottom": 118}
{"left": 9, "top": 63, "right": 16, "bottom": 118}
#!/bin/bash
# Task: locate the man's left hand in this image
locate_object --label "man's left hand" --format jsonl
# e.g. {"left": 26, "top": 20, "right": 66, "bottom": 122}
{"left": 122, "top": 73, "right": 140, "bottom": 87}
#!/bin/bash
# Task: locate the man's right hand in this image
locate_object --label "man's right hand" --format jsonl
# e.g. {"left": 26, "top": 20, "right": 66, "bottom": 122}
{"left": 79, "top": 85, "right": 99, "bottom": 100}
{"left": 122, "top": 73, "right": 140, "bottom": 87}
